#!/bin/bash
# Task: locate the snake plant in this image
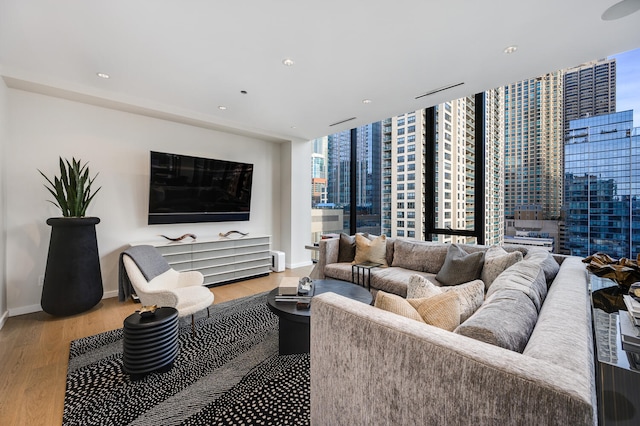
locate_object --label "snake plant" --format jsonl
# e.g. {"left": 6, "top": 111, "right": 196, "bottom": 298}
{"left": 39, "top": 157, "right": 101, "bottom": 217}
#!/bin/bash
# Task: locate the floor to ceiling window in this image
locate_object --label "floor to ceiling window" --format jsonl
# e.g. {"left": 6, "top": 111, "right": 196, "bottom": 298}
{"left": 310, "top": 47, "right": 640, "bottom": 259}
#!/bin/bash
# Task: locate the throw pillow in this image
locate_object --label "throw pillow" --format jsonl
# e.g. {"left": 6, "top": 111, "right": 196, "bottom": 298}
{"left": 435, "top": 244, "right": 484, "bottom": 286}
{"left": 407, "top": 292, "right": 460, "bottom": 331}
{"left": 374, "top": 291, "right": 424, "bottom": 323}
{"left": 485, "top": 260, "right": 548, "bottom": 312}
{"left": 337, "top": 233, "right": 356, "bottom": 263}
{"left": 353, "top": 234, "right": 388, "bottom": 266}
{"left": 407, "top": 275, "right": 484, "bottom": 323}
{"left": 524, "top": 248, "right": 560, "bottom": 286}
{"left": 391, "top": 240, "right": 449, "bottom": 273}
{"left": 481, "top": 245, "right": 523, "bottom": 290}
{"left": 454, "top": 289, "right": 538, "bottom": 353}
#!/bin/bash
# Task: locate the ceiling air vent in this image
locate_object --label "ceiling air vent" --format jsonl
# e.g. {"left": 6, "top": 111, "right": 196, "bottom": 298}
{"left": 329, "top": 117, "right": 357, "bottom": 127}
{"left": 415, "top": 82, "right": 465, "bottom": 100}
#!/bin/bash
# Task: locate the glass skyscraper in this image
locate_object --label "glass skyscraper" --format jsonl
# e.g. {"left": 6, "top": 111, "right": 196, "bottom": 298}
{"left": 564, "top": 110, "right": 640, "bottom": 259}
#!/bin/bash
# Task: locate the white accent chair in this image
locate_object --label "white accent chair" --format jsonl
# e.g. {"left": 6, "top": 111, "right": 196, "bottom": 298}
{"left": 122, "top": 255, "right": 214, "bottom": 336}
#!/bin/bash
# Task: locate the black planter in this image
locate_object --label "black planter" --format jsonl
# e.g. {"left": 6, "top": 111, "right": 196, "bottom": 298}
{"left": 41, "top": 217, "right": 104, "bottom": 316}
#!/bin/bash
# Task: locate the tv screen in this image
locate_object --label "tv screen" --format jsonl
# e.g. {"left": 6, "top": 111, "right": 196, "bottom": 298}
{"left": 148, "top": 151, "right": 254, "bottom": 224}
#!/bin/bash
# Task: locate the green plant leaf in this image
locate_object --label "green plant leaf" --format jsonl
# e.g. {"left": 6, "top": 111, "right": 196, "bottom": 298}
{"left": 39, "top": 157, "right": 101, "bottom": 217}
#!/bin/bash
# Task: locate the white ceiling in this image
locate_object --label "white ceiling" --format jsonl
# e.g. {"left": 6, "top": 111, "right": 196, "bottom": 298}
{"left": 1, "top": 0, "right": 639, "bottom": 143}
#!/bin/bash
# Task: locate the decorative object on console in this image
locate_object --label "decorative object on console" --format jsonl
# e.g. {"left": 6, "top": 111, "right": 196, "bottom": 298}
{"left": 159, "top": 233, "right": 197, "bottom": 242}
{"left": 219, "top": 230, "right": 249, "bottom": 238}
{"left": 583, "top": 252, "right": 640, "bottom": 290}
{"left": 38, "top": 157, "right": 103, "bottom": 316}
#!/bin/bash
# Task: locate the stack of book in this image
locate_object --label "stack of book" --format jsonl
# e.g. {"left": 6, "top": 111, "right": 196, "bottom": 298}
{"left": 275, "top": 277, "right": 314, "bottom": 303}
{"left": 620, "top": 295, "right": 640, "bottom": 352}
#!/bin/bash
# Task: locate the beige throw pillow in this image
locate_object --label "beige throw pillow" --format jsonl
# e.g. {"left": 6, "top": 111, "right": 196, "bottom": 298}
{"left": 374, "top": 291, "right": 425, "bottom": 322}
{"left": 407, "top": 275, "right": 484, "bottom": 322}
{"left": 353, "top": 234, "right": 388, "bottom": 266}
{"left": 408, "top": 292, "right": 460, "bottom": 331}
{"left": 375, "top": 290, "right": 460, "bottom": 331}
{"left": 481, "top": 245, "right": 523, "bottom": 290}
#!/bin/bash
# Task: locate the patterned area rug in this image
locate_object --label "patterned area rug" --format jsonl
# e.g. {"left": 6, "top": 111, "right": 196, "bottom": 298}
{"left": 64, "top": 292, "right": 310, "bottom": 425}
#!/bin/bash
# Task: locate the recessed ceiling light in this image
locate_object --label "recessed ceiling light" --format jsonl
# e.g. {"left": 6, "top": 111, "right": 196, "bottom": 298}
{"left": 362, "top": 99, "right": 373, "bottom": 104}
{"left": 503, "top": 45, "right": 518, "bottom": 54}
{"left": 602, "top": 0, "right": 640, "bottom": 20}
{"left": 291, "top": 126, "right": 297, "bottom": 129}
{"left": 96, "top": 72, "right": 110, "bottom": 79}
{"left": 218, "top": 106, "right": 227, "bottom": 110}
{"left": 282, "top": 58, "right": 295, "bottom": 67}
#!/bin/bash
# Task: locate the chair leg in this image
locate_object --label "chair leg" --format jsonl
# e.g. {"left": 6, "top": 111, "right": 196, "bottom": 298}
{"left": 207, "top": 306, "right": 210, "bottom": 318}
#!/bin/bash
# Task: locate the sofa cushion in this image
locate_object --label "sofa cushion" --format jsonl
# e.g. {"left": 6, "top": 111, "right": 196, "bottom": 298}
{"left": 481, "top": 245, "right": 523, "bottom": 290}
{"left": 353, "top": 234, "right": 388, "bottom": 266}
{"left": 374, "top": 291, "right": 424, "bottom": 322}
{"left": 407, "top": 275, "right": 484, "bottom": 322}
{"left": 436, "top": 244, "right": 485, "bottom": 286}
{"left": 407, "top": 292, "right": 460, "bottom": 331}
{"left": 391, "top": 239, "right": 449, "bottom": 274}
{"left": 454, "top": 289, "right": 538, "bottom": 353}
{"left": 525, "top": 248, "right": 560, "bottom": 285}
{"left": 486, "top": 260, "right": 548, "bottom": 311}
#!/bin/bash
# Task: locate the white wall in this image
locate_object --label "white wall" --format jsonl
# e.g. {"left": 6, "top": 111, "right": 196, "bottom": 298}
{"left": 5, "top": 89, "right": 292, "bottom": 315}
{"left": 0, "top": 78, "right": 8, "bottom": 327}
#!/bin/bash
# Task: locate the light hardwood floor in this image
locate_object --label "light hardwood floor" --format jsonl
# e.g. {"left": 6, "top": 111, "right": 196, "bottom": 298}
{"left": 0, "top": 265, "right": 313, "bottom": 425}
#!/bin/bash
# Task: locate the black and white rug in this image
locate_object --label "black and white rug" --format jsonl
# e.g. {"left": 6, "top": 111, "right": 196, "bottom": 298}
{"left": 64, "top": 293, "right": 310, "bottom": 425}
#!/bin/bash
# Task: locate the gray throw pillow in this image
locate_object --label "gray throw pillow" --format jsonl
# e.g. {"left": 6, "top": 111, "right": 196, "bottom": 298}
{"left": 338, "top": 233, "right": 356, "bottom": 263}
{"left": 435, "top": 244, "right": 485, "bottom": 286}
{"left": 524, "top": 248, "right": 560, "bottom": 286}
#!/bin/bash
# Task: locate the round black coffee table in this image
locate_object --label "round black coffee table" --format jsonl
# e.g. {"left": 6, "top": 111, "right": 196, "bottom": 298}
{"left": 266, "top": 278, "right": 373, "bottom": 355}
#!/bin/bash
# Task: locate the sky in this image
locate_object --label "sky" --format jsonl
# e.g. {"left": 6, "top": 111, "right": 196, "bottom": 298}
{"left": 611, "top": 47, "right": 640, "bottom": 125}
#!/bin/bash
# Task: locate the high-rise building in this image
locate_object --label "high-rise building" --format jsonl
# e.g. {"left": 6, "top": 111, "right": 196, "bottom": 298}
{"left": 381, "top": 90, "right": 504, "bottom": 244}
{"left": 311, "top": 137, "right": 328, "bottom": 206}
{"left": 564, "top": 110, "right": 640, "bottom": 259}
{"left": 504, "top": 72, "right": 564, "bottom": 220}
{"left": 563, "top": 59, "right": 616, "bottom": 134}
{"left": 325, "top": 123, "right": 382, "bottom": 234}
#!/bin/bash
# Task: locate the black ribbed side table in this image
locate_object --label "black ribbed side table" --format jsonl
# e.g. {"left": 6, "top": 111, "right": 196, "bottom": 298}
{"left": 122, "top": 307, "right": 179, "bottom": 378}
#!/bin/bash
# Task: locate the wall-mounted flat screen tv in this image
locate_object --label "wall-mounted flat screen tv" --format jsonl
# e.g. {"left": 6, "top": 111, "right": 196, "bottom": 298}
{"left": 148, "top": 151, "right": 254, "bottom": 224}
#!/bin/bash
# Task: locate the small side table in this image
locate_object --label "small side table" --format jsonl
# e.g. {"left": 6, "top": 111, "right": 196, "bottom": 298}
{"left": 122, "top": 307, "right": 179, "bottom": 378}
{"left": 352, "top": 262, "right": 381, "bottom": 289}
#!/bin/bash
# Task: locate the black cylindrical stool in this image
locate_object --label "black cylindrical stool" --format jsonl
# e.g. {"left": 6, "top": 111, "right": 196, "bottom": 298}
{"left": 123, "top": 307, "right": 179, "bottom": 378}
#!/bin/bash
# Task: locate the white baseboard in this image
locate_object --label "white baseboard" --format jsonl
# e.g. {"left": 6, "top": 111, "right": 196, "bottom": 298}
{"left": 7, "top": 291, "right": 121, "bottom": 318}
{"left": 103, "top": 290, "right": 118, "bottom": 299}
{"left": 0, "top": 310, "right": 8, "bottom": 330}
{"left": 9, "top": 303, "right": 42, "bottom": 317}
{"left": 287, "top": 260, "right": 314, "bottom": 270}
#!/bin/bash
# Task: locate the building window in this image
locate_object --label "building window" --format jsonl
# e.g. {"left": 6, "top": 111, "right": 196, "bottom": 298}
{"left": 397, "top": 128, "right": 405, "bottom": 135}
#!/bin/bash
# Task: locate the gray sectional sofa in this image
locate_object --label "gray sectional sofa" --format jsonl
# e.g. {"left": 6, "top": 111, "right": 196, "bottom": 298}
{"left": 310, "top": 236, "right": 596, "bottom": 425}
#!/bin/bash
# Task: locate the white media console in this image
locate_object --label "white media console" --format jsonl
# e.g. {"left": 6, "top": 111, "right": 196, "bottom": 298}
{"left": 133, "top": 234, "right": 272, "bottom": 287}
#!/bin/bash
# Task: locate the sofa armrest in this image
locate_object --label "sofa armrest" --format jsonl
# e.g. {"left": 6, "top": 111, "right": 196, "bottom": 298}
{"left": 310, "top": 238, "right": 340, "bottom": 280}
{"left": 310, "top": 292, "right": 595, "bottom": 426}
